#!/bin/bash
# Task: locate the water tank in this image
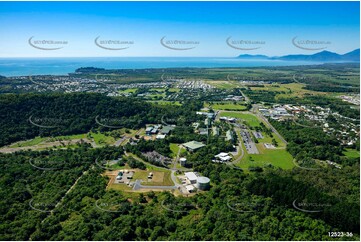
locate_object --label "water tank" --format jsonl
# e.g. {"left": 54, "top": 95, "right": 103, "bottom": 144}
{"left": 196, "top": 176, "right": 210, "bottom": 190}
{"left": 180, "top": 158, "right": 187, "bottom": 166}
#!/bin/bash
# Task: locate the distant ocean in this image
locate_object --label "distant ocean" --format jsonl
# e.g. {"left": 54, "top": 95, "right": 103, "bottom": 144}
{"left": 0, "top": 57, "right": 323, "bottom": 77}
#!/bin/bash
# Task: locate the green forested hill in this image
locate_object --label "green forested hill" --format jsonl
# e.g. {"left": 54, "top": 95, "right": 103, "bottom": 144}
{"left": 0, "top": 93, "right": 150, "bottom": 146}
{"left": 0, "top": 93, "right": 204, "bottom": 147}
{"left": 0, "top": 146, "right": 359, "bottom": 241}
{"left": 0, "top": 93, "right": 359, "bottom": 241}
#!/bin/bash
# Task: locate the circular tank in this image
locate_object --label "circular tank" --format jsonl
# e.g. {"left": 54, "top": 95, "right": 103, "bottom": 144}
{"left": 180, "top": 158, "right": 187, "bottom": 166}
{"left": 196, "top": 176, "right": 210, "bottom": 190}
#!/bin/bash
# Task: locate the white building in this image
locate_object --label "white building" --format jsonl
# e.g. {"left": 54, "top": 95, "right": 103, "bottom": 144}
{"left": 215, "top": 152, "right": 232, "bottom": 162}
{"left": 185, "top": 185, "right": 196, "bottom": 193}
{"left": 185, "top": 172, "right": 198, "bottom": 184}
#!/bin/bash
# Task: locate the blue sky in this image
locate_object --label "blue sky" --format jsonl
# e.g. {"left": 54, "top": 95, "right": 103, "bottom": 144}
{"left": 0, "top": 1, "right": 359, "bottom": 57}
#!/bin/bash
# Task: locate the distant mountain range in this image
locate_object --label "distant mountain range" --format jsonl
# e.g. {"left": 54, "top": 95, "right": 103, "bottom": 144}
{"left": 238, "top": 49, "right": 360, "bottom": 62}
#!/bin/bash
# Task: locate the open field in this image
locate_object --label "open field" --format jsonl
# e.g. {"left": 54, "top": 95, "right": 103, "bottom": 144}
{"left": 220, "top": 111, "right": 261, "bottom": 127}
{"left": 257, "top": 132, "right": 286, "bottom": 148}
{"left": 148, "top": 100, "right": 182, "bottom": 106}
{"left": 206, "top": 102, "right": 248, "bottom": 111}
{"left": 90, "top": 132, "right": 116, "bottom": 146}
{"left": 343, "top": 148, "right": 360, "bottom": 158}
{"left": 119, "top": 88, "right": 137, "bottom": 93}
{"left": 9, "top": 134, "right": 88, "bottom": 148}
{"left": 170, "top": 143, "right": 186, "bottom": 158}
{"left": 238, "top": 143, "right": 294, "bottom": 170}
{"left": 250, "top": 83, "right": 330, "bottom": 100}
{"left": 9, "top": 136, "right": 47, "bottom": 148}
{"left": 106, "top": 166, "right": 173, "bottom": 192}
{"left": 206, "top": 80, "right": 241, "bottom": 89}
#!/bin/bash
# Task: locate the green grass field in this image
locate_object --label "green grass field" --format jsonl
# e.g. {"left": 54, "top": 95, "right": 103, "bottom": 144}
{"left": 90, "top": 132, "right": 115, "bottom": 146}
{"left": 50, "top": 133, "right": 87, "bottom": 141}
{"left": 169, "top": 143, "right": 186, "bottom": 158}
{"left": 206, "top": 80, "right": 241, "bottom": 89}
{"left": 207, "top": 102, "right": 247, "bottom": 111}
{"left": 343, "top": 148, "right": 360, "bottom": 158}
{"left": 9, "top": 133, "right": 88, "bottom": 148}
{"left": 119, "top": 88, "right": 137, "bottom": 93}
{"left": 148, "top": 100, "right": 182, "bottom": 106}
{"left": 238, "top": 146, "right": 294, "bottom": 170}
{"left": 236, "top": 130, "right": 294, "bottom": 171}
{"left": 9, "top": 136, "right": 46, "bottom": 148}
{"left": 220, "top": 111, "right": 260, "bottom": 127}
{"left": 257, "top": 132, "right": 286, "bottom": 148}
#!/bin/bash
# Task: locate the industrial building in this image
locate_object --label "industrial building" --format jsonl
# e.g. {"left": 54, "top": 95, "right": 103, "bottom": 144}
{"left": 182, "top": 141, "right": 205, "bottom": 152}
{"left": 156, "top": 134, "right": 166, "bottom": 139}
{"left": 185, "top": 185, "right": 196, "bottom": 193}
{"left": 220, "top": 117, "right": 236, "bottom": 123}
{"left": 196, "top": 111, "right": 216, "bottom": 119}
{"left": 198, "top": 128, "right": 208, "bottom": 135}
{"left": 184, "top": 172, "right": 198, "bottom": 184}
{"left": 214, "top": 152, "right": 232, "bottom": 162}
{"left": 160, "top": 125, "right": 175, "bottom": 135}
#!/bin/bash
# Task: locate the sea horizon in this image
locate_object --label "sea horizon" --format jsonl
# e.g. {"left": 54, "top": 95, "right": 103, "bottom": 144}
{"left": 0, "top": 57, "right": 330, "bottom": 77}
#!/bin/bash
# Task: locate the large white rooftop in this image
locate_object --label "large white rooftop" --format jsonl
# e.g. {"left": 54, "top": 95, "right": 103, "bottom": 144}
{"left": 185, "top": 172, "right": 198, "bottom": 181}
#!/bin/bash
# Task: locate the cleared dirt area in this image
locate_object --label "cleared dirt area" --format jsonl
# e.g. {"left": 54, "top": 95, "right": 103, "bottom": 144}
{"left": 150, "top": 171, "right": 164, "bottom": 183}
{"left": 104, "top": 168, "right": 172, "bottom": 191}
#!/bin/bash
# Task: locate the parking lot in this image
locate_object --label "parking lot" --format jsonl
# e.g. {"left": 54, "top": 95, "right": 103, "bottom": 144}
{"left": 240, "top": 130, "right": 259, "bottom": 154}
{"left": 253, "top": 131, "right": 264, "bottom": 139}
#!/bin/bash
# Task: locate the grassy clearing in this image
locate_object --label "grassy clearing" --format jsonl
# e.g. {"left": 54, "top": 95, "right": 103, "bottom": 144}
{"left": 119, "top": 88, "right": 137, "bottom": 93}
{"left": 9, "top": 133, "right": 88, "bottom": 148}
{"left": 148, "top": 100, "right": 182, "bottom": 106}
{"left": 206, "top": 80, "right": 240, "bottom": 89}
{"left": 9, "top": 137, "right": 46, "bottom": 148}
{"left": 238, "top": 147, "right": 294, "bottom": 170}
{"left": 343, "top": 148, "right": 360, "bottom": 158}
{"left": 220, "top": 111, "right": 260, "bottom": 127}
{"left": 168, "top": 88, "right": 181, "bottom": 92}
{"left": 251, "top": 83, "right": 331, "bottom": 100}
{"left": 207, "top": 102, "right": 247, "bottom": 111}
{"left": 107, "top": 167, "right": 173, "bottom": 192}
{"left": 257, "top": 132, "right": 286, "bottom": 148}
{"left": 55, "top": 134, "right": 87, "bottom": 140}
{"left": 108, "top": 183, "right": 133, "bottom": 191}
{"left": 90, "top": 132, "right": 115, "bottom": 146}
{"left": 169, "top": 143, "right": 186, "bottom": 158}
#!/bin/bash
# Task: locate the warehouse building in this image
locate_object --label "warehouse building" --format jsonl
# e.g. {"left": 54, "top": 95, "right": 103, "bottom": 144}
{"left": 182, "top": 141, "right": 205, "bottom": 152}
{"left": 185, "top": 172, "right": 198, "bottom": 184}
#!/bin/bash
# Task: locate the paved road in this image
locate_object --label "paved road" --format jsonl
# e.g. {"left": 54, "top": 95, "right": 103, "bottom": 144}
{"left": 115, "top": 129, "right": 143, "bottom": 147}
{"left": 229, "top": 127, "right": 245, "bottom": 165}
{"left": 240, "top": 129, "right": 259, "bottom": 154}
{"left": 124, "top": 152, "right": 190, "bottom": 193}
{"left": 115, "top": 137, "right": 127, "bottom": 147}
{"left": 253, "top": 104, "right": 288, "bottom": 145}
{"left": 133, "top": 179, "right": 176, "bottom": 191}
{"left": 227, "top": 74, "right": 250, "bottom": 103}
